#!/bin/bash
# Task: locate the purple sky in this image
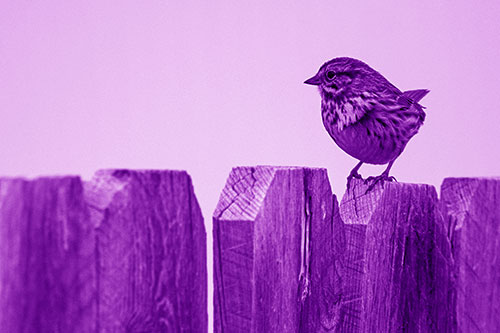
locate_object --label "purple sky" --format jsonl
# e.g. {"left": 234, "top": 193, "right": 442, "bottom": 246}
{"left": 2, "top": 1, "right": 500, "bottom": 328}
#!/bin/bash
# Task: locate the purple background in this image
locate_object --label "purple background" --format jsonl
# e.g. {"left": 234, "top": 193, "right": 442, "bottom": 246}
{"left": 2, "top": 1, "right": 500, "bottom": 329}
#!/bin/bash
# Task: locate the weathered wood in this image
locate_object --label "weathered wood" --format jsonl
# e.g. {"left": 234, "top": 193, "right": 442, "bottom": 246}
{"left": 85, "top": 169, "right": 207, "bottom": 332}
{"left": 0, "top": 169, "right": 207, "bottom": 332}
{"left": 0, "top": 177, "right": 96, "bottom": 332}
{"left": 339, "top": 179, "right": 454, "bottom": 332}
{"left": 441, "top": 178, "right": 500, "bottom": 332}
{"left": 213, "top": 166, "right": 344, "bottom": 332}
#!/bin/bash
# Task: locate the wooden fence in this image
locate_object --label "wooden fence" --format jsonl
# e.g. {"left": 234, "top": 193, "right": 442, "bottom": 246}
{"left": 0, "top": 166, "right": 498, "bottom": 332}
{"left": 0, "top": 170, "right": 206, "bottom": 332}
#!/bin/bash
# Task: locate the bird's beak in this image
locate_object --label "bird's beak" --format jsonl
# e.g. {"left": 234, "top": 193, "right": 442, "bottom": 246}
{"left": 304, "top": 74, "right": 321, "bottom": 86}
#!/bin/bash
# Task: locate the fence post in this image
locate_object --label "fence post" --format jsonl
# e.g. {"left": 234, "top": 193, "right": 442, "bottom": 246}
{"left": 441, "top": 178, "right": 500, "bottom": 331}
{"left": 0, "top": 169, "right": 207, "bottom": 332}
{"left": 0, "top": 176, "right": 95, "bottom": 332}
{"left": 213, "top": 166, "right": 344, "bottom": 332}
{"left": 339, "top": 179, "right": 454, "bottom": 332}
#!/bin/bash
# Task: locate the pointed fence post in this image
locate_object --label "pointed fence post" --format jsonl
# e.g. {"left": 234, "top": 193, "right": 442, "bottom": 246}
{"left": 85, "top": 169, "right": 207, "bottom": 332}
{"left": 338, "top": 179, "right": 454, "bottom": 332}
{"left": 213, "top": 166, "right": 345, "bottom": 332}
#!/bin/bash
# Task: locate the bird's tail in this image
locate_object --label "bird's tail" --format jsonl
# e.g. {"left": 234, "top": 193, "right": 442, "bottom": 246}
{"left": 402, "top": 89, "right": 430, "bottom": 103}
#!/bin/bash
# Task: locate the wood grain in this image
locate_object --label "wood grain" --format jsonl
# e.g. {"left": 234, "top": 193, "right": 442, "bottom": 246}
{"left": 339, "top": 178, "right": 454, "bottom": 332}
{"left": 0, "top": 177, "right": 96, "bottom": 332}
{"left": 441, "top": 177, "right": 500, "bottom": 332}
{"left": 85, "top": 169, "right": 207, "bottom": 332}
{"left": 213, "top": 166, "right": 344, "bottom": 332}
{"left": 0, "top": 170, "right": 207, "bottom": 333}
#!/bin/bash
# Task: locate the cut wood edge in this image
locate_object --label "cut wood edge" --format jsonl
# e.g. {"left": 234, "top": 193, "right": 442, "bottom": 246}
{"left": 440, "top": 177, "right": 483, "bottom": 231}
{"left": 340, "top": 178, "right": 437, "bottom": 225}
{"left": 83, "top": 169, "right": 195, "bottom": 228}
{"left": 213, "top": 166, "right": 326, "bottom": 221}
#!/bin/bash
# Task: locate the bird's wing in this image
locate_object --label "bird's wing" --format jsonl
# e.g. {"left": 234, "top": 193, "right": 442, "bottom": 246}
{"left": 369, "top": 88, "right": 428, "bottom": 121}
{"left": 357, "top": 89, "right": 428, "bottom": 143}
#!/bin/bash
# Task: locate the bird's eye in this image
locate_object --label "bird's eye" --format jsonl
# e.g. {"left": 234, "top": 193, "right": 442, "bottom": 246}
{"left": 326, "top": 71, "right": 336, "bottom": 80}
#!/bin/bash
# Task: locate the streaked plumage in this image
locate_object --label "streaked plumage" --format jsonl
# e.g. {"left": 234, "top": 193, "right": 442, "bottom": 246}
{"left": 305, "top": 57, "right": 429, "bottom": 191}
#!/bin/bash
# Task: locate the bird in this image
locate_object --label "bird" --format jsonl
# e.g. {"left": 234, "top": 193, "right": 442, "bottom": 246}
{"left": 304, "top": 57, "right": 429, "bottom": 192}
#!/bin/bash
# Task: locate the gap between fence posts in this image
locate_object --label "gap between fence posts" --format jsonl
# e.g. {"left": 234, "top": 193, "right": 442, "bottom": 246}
{"left": 213, "top": 167, "right": 459, "bottom": 332}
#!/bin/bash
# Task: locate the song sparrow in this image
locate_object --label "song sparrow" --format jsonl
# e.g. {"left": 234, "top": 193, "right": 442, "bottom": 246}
{"left": 305, "top": 57, "right": 429, "bottom": 191}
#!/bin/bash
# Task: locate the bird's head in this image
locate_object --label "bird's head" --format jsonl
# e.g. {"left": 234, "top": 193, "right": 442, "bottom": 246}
{"left": 304, "top": 57, "right": 375, "bottom": 99}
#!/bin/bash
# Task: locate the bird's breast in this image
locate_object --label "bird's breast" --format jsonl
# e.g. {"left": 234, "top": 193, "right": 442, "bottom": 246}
{"left": 322, "top": 111, "right": 403, "bottom": 165}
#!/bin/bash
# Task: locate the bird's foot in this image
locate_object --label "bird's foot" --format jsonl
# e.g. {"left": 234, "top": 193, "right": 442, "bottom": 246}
{"left": 364, "top": 173, "right": 397, "bottom": 193}
{"left": 347, "top": 171, "right": 363, "bottom": 191}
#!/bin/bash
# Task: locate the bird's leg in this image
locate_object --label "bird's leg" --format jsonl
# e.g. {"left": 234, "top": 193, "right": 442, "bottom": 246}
{"left": 365, "top": 160, "right": 397, "bottom": 193}
{"left": 347, "top": 161, "right": 364, "bottom": 191}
